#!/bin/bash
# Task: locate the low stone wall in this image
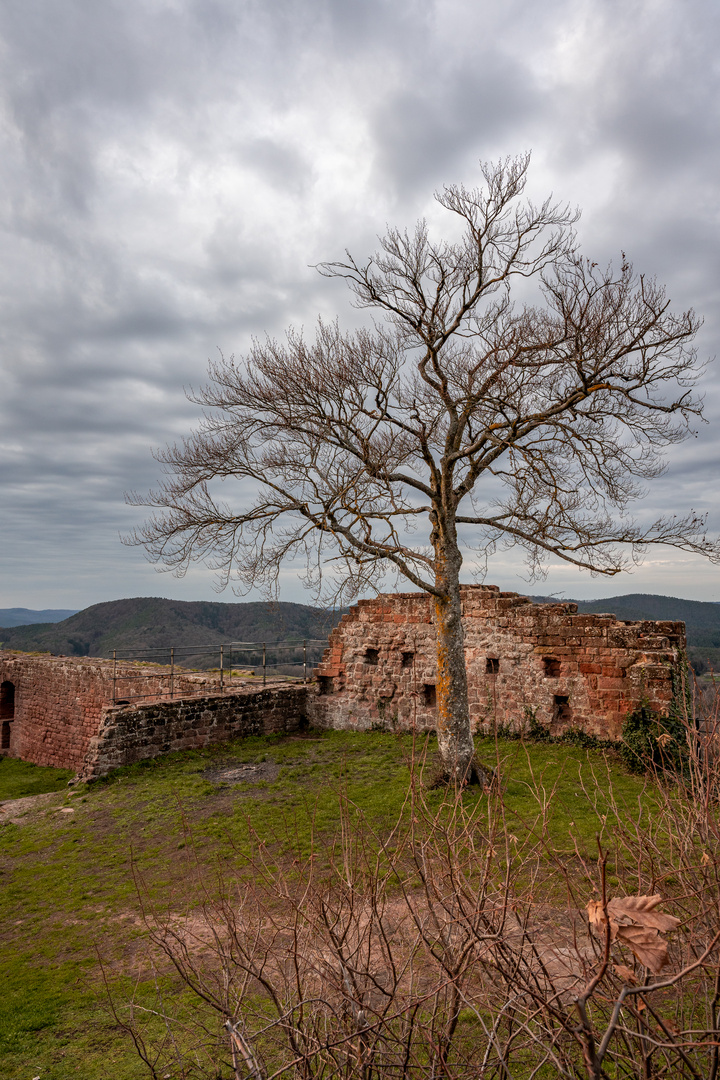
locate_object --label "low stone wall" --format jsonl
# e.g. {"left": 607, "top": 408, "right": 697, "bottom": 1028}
{"left": 80, "top": 684, "right": 308, "bottom": 780}
{"left": 309, "top": 586, "right": 685, "bottom": 740}
{"left": 0, "top": 651, "right": 307, "bottom": 777}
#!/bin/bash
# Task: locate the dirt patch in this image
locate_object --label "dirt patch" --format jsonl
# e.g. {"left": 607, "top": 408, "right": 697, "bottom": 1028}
{"left": 202, "top": 761, "right": 281, "bottom": 786}
{"left": 0, "top": 790, "right": 67, "bottom": 824}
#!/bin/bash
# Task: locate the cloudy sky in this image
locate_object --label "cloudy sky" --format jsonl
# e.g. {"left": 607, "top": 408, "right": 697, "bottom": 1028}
{"left": 1, "top": 0, "right": 719, "bottom": 610}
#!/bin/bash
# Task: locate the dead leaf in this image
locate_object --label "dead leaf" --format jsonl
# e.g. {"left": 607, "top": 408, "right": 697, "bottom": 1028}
{"left": 614, "top": 963, "right": 636, "bottom": 984}
{"left": 607, "top": 895, "right": 681, "bottom": 935}
{"left": 702, "top": 852, "right": 712, "bottom": 867}
{"left": 587, "top": 895, "right": 680, "bottom": 975}
{"left": 656, "top": 732, "right": 673, "bottom": 748}
{"left": 587, "top": 900, "right": 607, "bottom": 933}
{"left": 615, "top": 924, "right": 670, "bottom": 973}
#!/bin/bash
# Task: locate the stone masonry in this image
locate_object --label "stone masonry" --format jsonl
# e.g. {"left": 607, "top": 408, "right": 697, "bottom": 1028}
{"left": 0, "top": 587, "right": 686, "bottom": 777}
{"left": 308, "top": 586, "right": 685, "bottom": 739}
{"left": 0, "top": 652, "right": 307, "bottom": 776}
{"left": 80, "top": 685, "right": 308, "bottom": 781}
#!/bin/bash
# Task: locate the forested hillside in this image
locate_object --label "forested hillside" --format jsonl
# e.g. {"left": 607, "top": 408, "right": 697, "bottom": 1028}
{"left": 0, "top": 597, "right": 342, "bottom": 658}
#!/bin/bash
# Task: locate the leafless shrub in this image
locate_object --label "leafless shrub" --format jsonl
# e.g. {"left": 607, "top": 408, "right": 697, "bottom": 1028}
{"left": 112, "top": 690, "right": 720, "bottom": 1078}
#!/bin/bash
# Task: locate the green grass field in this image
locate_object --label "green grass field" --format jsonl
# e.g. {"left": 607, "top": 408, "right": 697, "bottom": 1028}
{"left": 0, "top": 731, "right": 657, "bottom": 1079}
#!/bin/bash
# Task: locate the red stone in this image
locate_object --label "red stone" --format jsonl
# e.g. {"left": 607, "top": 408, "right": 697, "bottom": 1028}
{"left": 310, "top": 585, "right": 684, "bottom": 741}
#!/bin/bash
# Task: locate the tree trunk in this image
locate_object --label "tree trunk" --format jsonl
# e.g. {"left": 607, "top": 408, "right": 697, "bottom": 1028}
{"left": 433, "top": 537, "right": 478, "bottom": 785}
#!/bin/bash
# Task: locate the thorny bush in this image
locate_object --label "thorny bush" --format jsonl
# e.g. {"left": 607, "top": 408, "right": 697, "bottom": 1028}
{"left": 112, "top": 680, "right": 720, "bottom": 1079}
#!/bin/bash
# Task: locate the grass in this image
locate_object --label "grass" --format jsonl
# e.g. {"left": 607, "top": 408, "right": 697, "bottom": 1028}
{"left": 0, "top": 756, "right": 73, "bottom": 800}
{"left": 0, "top": 730, "right": 653, "bottom": 1078}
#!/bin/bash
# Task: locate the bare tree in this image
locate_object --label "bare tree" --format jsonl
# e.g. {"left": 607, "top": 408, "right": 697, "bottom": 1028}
{"left": 128, "top": 154, "right": 719, "bottom": 783}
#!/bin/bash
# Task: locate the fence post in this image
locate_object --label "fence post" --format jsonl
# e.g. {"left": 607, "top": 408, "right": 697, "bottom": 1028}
{"left": 303, "top": 640, "right": 307, "bottom": 684}
{"left": 263, "top": 642, "right": 266, "bottom": 687}
{"left": 220, "top": 643, "right": 224, "bottom": 693}
{"left": 113, "top": 650, "right": 116, "bottom": 705}
{"left": 170, "top": 647, "right": 174, "bottom": 699}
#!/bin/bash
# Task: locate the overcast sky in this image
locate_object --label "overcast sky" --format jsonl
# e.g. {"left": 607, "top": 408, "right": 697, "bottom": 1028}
{"left": 1, "top": 0, "right": 719, "bottom": 611}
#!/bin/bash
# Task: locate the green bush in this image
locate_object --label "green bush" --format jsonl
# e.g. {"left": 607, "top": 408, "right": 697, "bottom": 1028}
{"left": 621, "top": 702, "right": 688, "bottom": 776}
{"left": 524, "top": 706, "right": 551, "bottom": 742}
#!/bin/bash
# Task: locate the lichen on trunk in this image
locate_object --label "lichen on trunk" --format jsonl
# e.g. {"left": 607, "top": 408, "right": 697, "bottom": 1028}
{"left": 433, "top": 535, "right": 489, "bottom": 787}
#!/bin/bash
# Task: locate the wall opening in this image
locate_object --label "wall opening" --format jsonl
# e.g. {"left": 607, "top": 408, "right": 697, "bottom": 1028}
{"left": 554, "top": 694, "right": 571, "bottom": 723}
{"left": 317, "top": 676, "right": 335, "bottom": 696}
{"left": 544, "top": 657, "right": 561, "bottom": 677}
{"left": 401, "top": 651, "right": 414, "bottom": 668}
{"left": 0, "top": 681, "right": 15, "bottom": 720}
{"left": 0, "top": 681, "right": 15, "bottom": 750}
{"left": 364, "top": 648, "right": 379, "bottom": 666}
{"left": 423, "top": 684, "right": 437, "bottom": 708}
{"left": 486, "top": 657, "right": 500, "bottom": 674}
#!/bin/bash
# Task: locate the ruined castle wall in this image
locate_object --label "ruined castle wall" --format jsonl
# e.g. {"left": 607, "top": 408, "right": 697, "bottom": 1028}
{"left": 81, "top": 684, "right": 308, "bottom": 780}
{"left": 0, "top": 654, "right": 118, "bottom": 770}
{"left": 0, "top": 652, "right": 298, "bottom": 774}
{"left": 308, "top": 587, "right": 685, "bottom": 740}
{"left": 0, "top": 584, "right": 686, "bottom": 776}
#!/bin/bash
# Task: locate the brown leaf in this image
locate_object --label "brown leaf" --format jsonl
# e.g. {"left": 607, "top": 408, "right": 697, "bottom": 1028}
{"left": 614, "top": 963, "right": 636, "bottom": 984}
{"left": 587, "top": 900, "right": 608, "bottom": 933}
{"left": 615, "top": 924, "right": 670, "bottom": 974}
{"left": 587, "top": 895, "right": 679, "bottom": 974}
{"left": 607, "top": 895, "right": 681, "bottom": 934}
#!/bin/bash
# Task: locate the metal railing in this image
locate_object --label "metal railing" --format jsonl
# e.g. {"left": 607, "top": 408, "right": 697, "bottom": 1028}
{"left": 110, "top": 639, "right": 329, "bottom": 705}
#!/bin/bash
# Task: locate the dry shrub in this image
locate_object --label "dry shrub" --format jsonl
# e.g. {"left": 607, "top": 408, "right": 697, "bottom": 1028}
{"left": 112, "top": 682, "right": 720, "bottom": 1079}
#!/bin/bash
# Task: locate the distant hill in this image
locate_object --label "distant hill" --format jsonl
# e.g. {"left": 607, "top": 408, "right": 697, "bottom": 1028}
{"left": 528, "top": 592, "right": 720, "bottom": 672}
{"left": 0, "top": 608, "right": 79, "bottom": 627}
{"left": 0, "top": 597, "right": 343, "bottom": 663}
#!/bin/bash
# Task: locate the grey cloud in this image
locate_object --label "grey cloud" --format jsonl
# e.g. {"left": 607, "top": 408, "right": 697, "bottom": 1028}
{"left": 1, "top": 0, "right": 719, "bottom": 607}
{"left": 371, "top": 55, "right": 542, "bottom": 197}
{"left": 238, "top": 137, "right": 314, "bottom": 196}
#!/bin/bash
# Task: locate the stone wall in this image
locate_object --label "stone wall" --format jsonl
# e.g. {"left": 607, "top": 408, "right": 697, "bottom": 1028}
{"left": 0, "top": 585, "right": 686, "bottom": 776}
{"left": 309, "top": 586, "right": 685, "bottom": 740}
{"left": 80, "top": 684, "right": 308, "bottom": 780}
{"left": 0, "top": 652, "right": 307, "bottom": 775}
{"left": 0, "top": 654, "right": 120, "bottom": 770}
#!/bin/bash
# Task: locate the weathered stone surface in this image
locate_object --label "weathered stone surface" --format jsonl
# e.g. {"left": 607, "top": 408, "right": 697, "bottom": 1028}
{"left": 0, "top": 585, "right": 686, "bottom": 775}
{"left": 80, "top": 685, "right": 307, "bottom": 780}
{"left": 0, "top": 652, "right": 307, "bottom": 777}
{"left": 308, "top": 585, "right": 685, "bottom": 740}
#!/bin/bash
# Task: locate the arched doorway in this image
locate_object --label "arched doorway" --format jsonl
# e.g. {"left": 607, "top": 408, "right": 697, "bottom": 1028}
{"left": 0, "top": 681, "right": 15, "bottom": 750}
